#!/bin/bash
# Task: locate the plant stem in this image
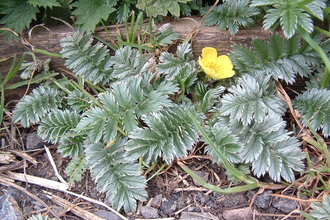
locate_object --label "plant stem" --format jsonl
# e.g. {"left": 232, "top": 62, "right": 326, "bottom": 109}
{"left": 297, "top": 27, "right": 330, "bottom": 88}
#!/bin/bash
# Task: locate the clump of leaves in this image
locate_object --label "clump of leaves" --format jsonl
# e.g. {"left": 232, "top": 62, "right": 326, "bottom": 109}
{"left": 251, "top": 0, "right": 326, "bottom": 38}
{"left": 203, "top": 0, "right": 260, "bottom": 35}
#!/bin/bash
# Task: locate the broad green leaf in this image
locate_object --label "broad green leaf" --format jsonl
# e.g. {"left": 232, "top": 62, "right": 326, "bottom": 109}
{"left": 0, "top": 0, "right": 39, "bottom": 40}
{"left": 71, "top": 0, "right": 116, "bottom": 32}
{"left": 28, "top": 0, "right": 61, "bottom": 8}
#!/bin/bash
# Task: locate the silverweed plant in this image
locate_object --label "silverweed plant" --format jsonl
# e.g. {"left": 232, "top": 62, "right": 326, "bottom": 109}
{"left": 9, "top": 0, "right": 330, "bottom": 216}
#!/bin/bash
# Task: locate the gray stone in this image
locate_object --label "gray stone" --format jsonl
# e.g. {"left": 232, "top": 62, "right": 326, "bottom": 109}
{"left": 160, "top": 200, "right": 177, "bottom": 216}
{"left": 150, "top": 194, "right": 162, "bottom": 208}
{"left": 26, "top": 132, "right": 45, "bottom": 150}
{"left": 140, "top": 206, "right": 159, "bottom": 219}
{"left": 273, "top": 197, "right": 298, "bottom": 214}
{"left": 0, "top": 193, "right": 24, "bottom": 220}
{"left": 180, "top": 211, "right": 216, "bottom": 220}
{"left": 251, "top": 190, "right": 272, "bottom": 209}
{"left": 93, "top": 210, "right": 122, "bottom": 220}
{"left": 223, "top": 207, "right": 253, "bottom": 220}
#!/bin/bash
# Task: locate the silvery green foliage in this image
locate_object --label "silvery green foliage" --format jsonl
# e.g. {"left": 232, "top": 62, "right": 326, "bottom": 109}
{"left": 60, "top": 32, "right": 113, "bottom": 84}
{"left": 251, "top": 0, "right": 326, "bottom": 38}
{"left": 65, "top": 154, "right": 87, "bottom": 183}
{"left": 77, "top": 75, "right": 178, "bottom": 144}
{"left": 293, "top": 88, "right": 330, "bottom": 137}
{"left": 230, "top": 34, "right": 330, "bottom": 84}
{"left": 28, "top": 213, "right": 56, "bottom": 220}
{"left": 204, "top": 0, "right": 260, "bottom": 35}
{"left": 125, "top": 105, "right": 203, "bottom": 164}
{"left": 213, "top": 115, "right": 305, "bottom": 182}
{"left": 156, "top": 42, "right": 197, "bottom": 79}
{"left": 220, "top": 73, "right": 286, "bottom": 125}
{"left": 85, "top": 137, "right": 147, "bottom": 212}
{"left": 38, "top": 109, "right": 84, "bottom": 157}
{"left": 12, "top": 86, "right": 63, "bottom": 127}
{"left": 309, "top": 195, "right": 330, "bottom": 219}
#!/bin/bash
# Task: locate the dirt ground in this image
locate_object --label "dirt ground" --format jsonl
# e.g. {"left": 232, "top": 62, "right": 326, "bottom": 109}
{"left": 0, "top": 132, "right": 303, "bottom": 220}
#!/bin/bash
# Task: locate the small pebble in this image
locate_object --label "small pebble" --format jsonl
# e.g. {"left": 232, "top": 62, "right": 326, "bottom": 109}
{"left": 140, "top": 206, "right": 159, "bottom": 219}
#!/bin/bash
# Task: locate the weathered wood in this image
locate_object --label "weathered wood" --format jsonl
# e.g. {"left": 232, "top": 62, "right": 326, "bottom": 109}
{"left": 0, "top": 17, "right": 277, "bottom": 78}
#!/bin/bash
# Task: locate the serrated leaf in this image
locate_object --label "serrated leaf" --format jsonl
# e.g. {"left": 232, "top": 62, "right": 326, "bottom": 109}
{"left": 281, "top": 8, "right": 298, "bottom": 38}
{"left": 85, "top": 138, "right": 147, "bottom": 212}
{"left": 28, "top": 0, "right": 61, "bottom": 8}
{"left": 0, "top": 0, "right": 39, "bottom": 41}
{"left": 71, "top": 0, "right": 116, "bottom": 32}
{"left": 65, "top": 155, "right": 87, "bottom": 183}
{"left": 137, "top": 0, "right": 191, "bottom": 17}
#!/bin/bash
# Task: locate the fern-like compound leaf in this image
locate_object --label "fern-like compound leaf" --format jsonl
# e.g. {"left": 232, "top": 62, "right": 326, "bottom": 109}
{"left": 156, "top": 42, "right": 196, "bottom": 79}
{"left": 309, "top": 195, "right": 330, "bottom": 219}
{"left": 219, "top": 115, "right": 305, "bottom": 182}
{"left": 12, "top": 86, "right": 63, "bottom": 127}
{"left": 65, "top": 154, "right": 87, "bottom": 183}
{"left": 203, "top": 124, "right": 242, "bottom": 164}
{"left": 58, "top": 135, "right": 85, "bottom": 158}
{"left": 85, "top": 138, "right": 147, "bottom": 212}
{"left": 110, "top": 47, "right": 150, "bottom": 79}
{"left": 126, "top": 105, "right": 202, "bottom": 164}
{"left": 38, "top": 109, "right": 81, "bottom": 144}
{"left": 220, "top": 73, "right": 286, "bottom": 125}
{"left": 60, "top": 32, "right": 113, "bottom": 84}
{"left": 230, "top": 34, "right": 326, "bottom": 84}
{"left": 71, "top": 0, "right": 116, "bottom": 32}
{"left": 204, "top": 0, "right": 260, "bottom": 35}
{"left": 293, "top": 88, "right": 330, "bottom": 137}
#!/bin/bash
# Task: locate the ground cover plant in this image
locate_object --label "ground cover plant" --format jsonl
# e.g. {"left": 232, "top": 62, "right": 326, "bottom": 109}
{"left": 1, "top": 0, "right": 330, "bottom": 219}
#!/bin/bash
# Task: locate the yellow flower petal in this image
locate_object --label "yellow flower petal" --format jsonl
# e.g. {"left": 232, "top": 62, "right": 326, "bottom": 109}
{"left": 199, "top": 47, "right": 235, "bottom": 79}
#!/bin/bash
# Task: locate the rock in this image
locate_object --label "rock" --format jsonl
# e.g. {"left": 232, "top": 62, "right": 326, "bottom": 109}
{"left": 193, "top": 171, "right": 209, "bottom": 186}
{"left": 93, "top": 210, "right": 122, "bottom": 220}
{"left": 273, "top": 197, "right": 298, "bottom": 214}
{"left": 247, "top": 190, "right": 272, "bottom": 209}
{"left": 140, "top": 206, "right": 159, "bottom": 219}
{"left": 26, "top": 132, "right": 45, "bottom": 150}
{"left": 0, "top": 192, "right": 24, "bottom": 220}
{"left": 222, "top": 207, "right": 253, "bottom": 220}
{"left": 160, "top": 200, "right": 177, "bottom": 216}
{"left": 180, "top": 211, "right": 216, "bottom": 220}
{"left": 150, "top": 194, "right": 162, "bottom": 208}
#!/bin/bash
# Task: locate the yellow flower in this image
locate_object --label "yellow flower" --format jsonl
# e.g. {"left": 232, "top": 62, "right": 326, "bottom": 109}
{"left": 199, "top": 47, "right": 235, "bottom": 79}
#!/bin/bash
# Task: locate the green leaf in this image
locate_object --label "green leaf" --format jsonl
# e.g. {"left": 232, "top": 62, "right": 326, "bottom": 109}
{"left": 220, "top": 74, "right": 286, "bottom": 125}
{"left": 204, "top": 0, "right": 260, "bottom": 35}
{"left": 65, "top": 155, "right": 87, "bottom": 183}
{"left": 309, "top": 195, "right": 330, "bottom": 219}
{"left": 0, "top": 0, "right": 39, "bottom": 41}
{"left": 293, "top": 88, "right": 330, "bottom": 137}
{"left": 281, "top": 8, "right": 298, "bottom": 38}
{"left": 126, "top": 105, "right": 202, "bottom": 164}
{"left": 12, "top": 86, "right": 63, "bottom": 127}
{"left": 204, "top": 124, "right": 242, "bottom": 164}
{"left": 28, "top": 0, "right": 61, "bottom": 8}
{"left": 71, "top": 0, "right": 117, "bottom": 32}
{"left": 85, "top": 138, "right": 147, "bottom": 212}
{"left": 38, "top": 109, "right": 81, "bottom": 144}
{"left": 60, "top": 32, "right": 113, "bottom": 84}
{"left": 155, "top": 26, "right": 179, "bottom": 47}
{"left": 137, "top": 0, "right": 191, "bottom": 17}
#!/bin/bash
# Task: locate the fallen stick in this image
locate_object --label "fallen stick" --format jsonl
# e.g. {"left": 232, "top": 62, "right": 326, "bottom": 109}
{"left": 0, "top": 175, "right": 60, "bottom": 219}
{"left": 3, "top": 172, "right": 128, "bottom": 220}
{"left": 46, "top": 193, "right": 107, "bottom": 220}
{"left": 5, "top": 171, "right": 69, "bottom": 191}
